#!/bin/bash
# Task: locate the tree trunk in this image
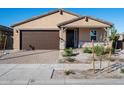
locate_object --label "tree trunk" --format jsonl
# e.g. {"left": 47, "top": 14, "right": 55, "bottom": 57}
{"left": 108, "top": 41, "right": 112, "bottom": 72}
{"left": 92, "top": 40, "right": 95, "bottom": 73}
{"left": 99, "top": 55, "right": 102, "bottom": 72}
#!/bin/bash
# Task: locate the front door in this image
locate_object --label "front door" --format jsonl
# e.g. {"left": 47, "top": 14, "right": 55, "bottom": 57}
{"left": 66, "top": 30, "right": 74, "bottom": 48}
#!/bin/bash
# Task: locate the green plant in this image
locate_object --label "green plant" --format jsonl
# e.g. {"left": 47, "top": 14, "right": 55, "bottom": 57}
{"left": 121, "top": 69, "right": 124, "bottom": 73}
{"left": 94, "top": 45, "right": 104, "bottom": 56}
{"left": 83, "top": 45, "right": 115, "bottom": 55}
{"left": 0, "top": 32, "right": 5, "bottom": 44}
{"left": 93, "top": 45, "right": 105, "bottom": 70}
{"left": 109, "top": 27, "right": 118, "bottom": 42}
{"left": 83, "top": 47, "right": 92, "bottom": 53}
{"left": 63, "top": 48, "right": 73, "bottom": 56}
{"left": 109, "top": 27, "right": 119, "bottom": 52}
{"left": 64, "top": 70, "right": 75, "bottom": 75}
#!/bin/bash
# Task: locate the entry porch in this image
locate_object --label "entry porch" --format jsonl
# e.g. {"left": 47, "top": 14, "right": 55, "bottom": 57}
{"left": 58, "top": 16, "right": 113, "bottom": 49}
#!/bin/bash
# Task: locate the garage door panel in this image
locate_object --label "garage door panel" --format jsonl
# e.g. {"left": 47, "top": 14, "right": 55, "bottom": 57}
{"left": 20, "top": 30, "right": 59, "bottom": 50}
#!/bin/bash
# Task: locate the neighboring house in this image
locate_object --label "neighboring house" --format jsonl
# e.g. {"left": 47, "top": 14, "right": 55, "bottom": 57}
{"left": 118, "top": 33, "right": 124, "bottom": 41}
{"left": 117, "top": 33, "right": 124, "bottom": 49}
{"left": 11, "top": 9, "right": 113, "bottom": 50}
{"left": 0, "top": 25, "right": 13, "bottom": 50}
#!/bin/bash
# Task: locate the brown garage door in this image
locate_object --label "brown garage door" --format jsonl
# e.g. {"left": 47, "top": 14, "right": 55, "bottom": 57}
{"left": 20, "top": 30, "right": 59, "bottom": 50}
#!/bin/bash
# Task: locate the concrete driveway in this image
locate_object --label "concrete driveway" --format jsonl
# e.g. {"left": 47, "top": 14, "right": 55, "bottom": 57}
{"left": 0, "top": 50, "right": 59, "bottom": 64}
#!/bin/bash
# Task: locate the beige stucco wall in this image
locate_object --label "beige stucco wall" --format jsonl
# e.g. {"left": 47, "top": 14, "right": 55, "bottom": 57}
{"left": 14, "top": 12, "right": 78, "bottom": 29}
{"left": 79, "top": 28, "right": 90, "bottom": 42}
{"left": 79, "top": 28, "right": 106, "bottom": 42}
{"left": 79, "top": 28, "right": 106, "bottom": 47}
{"left": 13, "top": 11, "right": 78, "bottom": 50}
{"left": 63, "top": 18, "right": 110, "bottom": 28}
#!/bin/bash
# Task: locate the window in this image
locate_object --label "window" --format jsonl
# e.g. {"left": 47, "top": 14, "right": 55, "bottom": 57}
{"left": 90, "top": 30, "right": 96, "bottom": 41}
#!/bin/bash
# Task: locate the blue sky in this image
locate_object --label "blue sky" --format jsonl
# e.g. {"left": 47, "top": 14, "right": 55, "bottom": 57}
{"left": 0, "top": 8, "right": 123, "bottom": 33}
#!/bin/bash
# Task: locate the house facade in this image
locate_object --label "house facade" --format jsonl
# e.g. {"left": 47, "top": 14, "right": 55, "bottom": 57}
{"left": 12, "top": 9, "right": 113, "bottom": 50}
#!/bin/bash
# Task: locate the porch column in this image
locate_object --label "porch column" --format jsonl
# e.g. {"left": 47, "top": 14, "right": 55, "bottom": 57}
{"left": 13, "top": 28, "right": 20, "bottom": 50}
{"left": 59, "top": 27, "right": 66, "bottom": 49}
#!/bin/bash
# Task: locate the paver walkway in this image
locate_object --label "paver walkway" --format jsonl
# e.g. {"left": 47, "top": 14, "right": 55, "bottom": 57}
{"left": 0, "top": 50, "right": 59, "bottom": 64}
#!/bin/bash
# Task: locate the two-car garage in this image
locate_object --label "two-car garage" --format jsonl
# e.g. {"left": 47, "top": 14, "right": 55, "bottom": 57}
{"left": 20, "top": 30, "right": 59, "bottom": 50}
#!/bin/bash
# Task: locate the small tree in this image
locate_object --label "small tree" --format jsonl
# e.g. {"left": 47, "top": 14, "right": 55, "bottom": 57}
{"left": 107, "top": 26, "right": 119, "bottom": 72}
{"left": 0, "top": 31, "right": 5, "bottom": 49}
{"left": 94, "top": 45, "right": 104, "bottom": 71}
{"left": 109, "top": 26, "right": 119, "bottom": 51}
{"left": 91, "top": 40, "right": 96, "bottom": 73}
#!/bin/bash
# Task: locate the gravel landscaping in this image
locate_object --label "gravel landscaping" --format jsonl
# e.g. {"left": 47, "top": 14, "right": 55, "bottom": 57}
{"left": 52, "top": 68, "right": 124, "bottom": 79}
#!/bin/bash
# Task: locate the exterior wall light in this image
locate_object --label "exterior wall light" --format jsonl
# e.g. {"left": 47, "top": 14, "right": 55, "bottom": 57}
{"left": 16, "top": 30, "right": 19, "bottom": 33}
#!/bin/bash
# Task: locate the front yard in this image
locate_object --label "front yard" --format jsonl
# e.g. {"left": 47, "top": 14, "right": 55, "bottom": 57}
{"left": 53, "top": 48, "right": 124, "bottom": 80}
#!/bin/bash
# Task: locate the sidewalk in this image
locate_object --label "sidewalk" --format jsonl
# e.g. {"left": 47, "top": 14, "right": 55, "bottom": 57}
{"left": 0, "top": 64, "right": 123, "bottom": 85}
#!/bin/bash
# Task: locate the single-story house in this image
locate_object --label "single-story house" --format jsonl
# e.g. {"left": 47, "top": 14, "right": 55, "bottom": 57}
{"left": 11, "top": 9, "right": 113, "bottom": 50}
{"left": 0, "top": 25, "right": 13, "bottom": 50}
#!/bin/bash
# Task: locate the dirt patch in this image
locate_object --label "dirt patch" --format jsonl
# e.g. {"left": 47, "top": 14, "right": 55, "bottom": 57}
{"left": 58, "top": 58, "right": 92, "bottom": 64}
{"left": 52, "top": 69, "right": 124, "bottom": 79}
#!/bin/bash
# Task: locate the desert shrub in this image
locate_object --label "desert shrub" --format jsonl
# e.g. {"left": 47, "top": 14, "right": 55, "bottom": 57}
{"left": 63, "top": 48, "right": 73, "bottom": 56}
{"left": 83, "top": 45, "right": 115, "bottom": 55}
{"left": 83, "top": 45, "right": 105, "bottom": 56}
{"left": 94, "top": 45, "right": 104, "bottom": 56}
{"left": 65, "top": 57, "right": 76, "bottom": 62}
{"left": 104, "top": 47, "right": 115, "bottom": 54}
{"left": 121, "top": 69, "right": 124, "bottom": 73}
{"left": 83, "top": 47, "right": 92, "bottom": 53}
{"left": 64, "top": 70, "right": 75, "bottom": 75}
{"left": 0, "top": 34, "right": 5, "bottom": 44}
{"left": 83, "top": 45, "right": 114, "bottom": 56}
